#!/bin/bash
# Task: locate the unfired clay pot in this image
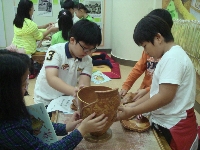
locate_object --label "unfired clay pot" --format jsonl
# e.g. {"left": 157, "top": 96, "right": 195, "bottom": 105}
{"left": 77, "top": 86, "right": 120, "bottom": 137}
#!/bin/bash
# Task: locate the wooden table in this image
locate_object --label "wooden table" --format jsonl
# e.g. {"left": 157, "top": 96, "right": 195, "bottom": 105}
{"left": 32, "top": 52, "right": 46, "bottom": 65}
{"left": 52, "top": 112, "right": 169, "bottom": 150}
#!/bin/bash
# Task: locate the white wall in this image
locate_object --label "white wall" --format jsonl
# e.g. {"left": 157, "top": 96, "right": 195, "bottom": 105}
{"left": 0, "top": 0, "right": 6, "bottom": 47}
{"left": 1, "top": 0, "right": 15, "bottom": 47}
{"left": 111, "top": 0, "right": 162, "bottom": 61}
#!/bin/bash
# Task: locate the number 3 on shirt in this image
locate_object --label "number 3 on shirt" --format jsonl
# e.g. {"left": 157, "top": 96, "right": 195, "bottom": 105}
{"left": 46, "top": 50, "right": 55, "bottom": 60}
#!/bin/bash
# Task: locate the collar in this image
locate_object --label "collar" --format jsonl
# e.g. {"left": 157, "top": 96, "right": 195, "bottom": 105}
{"left": 65, "top": 42, "right": 82, "bottom": 61}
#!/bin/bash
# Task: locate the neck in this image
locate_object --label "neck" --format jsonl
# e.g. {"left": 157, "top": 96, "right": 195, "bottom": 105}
{"left": 163, "top": 41, "right": 176, "bottom": 54}
{"left": 83, "top": 13, "right": 88, "bottom": 19}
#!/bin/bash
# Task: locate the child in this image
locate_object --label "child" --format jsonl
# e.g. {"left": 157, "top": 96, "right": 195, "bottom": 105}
{"left": 0, "top": 52, "right": 107, "bottom": 149}
{"left": 120, "top": 9, "right": 173, "bottom": 102}
{"left": 74, "top": 3, "right": 94, "bottom": 22}
{"left": 12, "top": 0, "right": 57, "bottom": 79}
{"left": 62, "top": 0, "right": 75, "bottom": 17}
{"left": 51, "top": 9, "right": 73, "bottom": 45}
{"left": 117, "top": 15, "right": 198, "bottom": 149}
{"left": 0, "top": 49, "right": 31, "bottom": 96}
{"left": 34, "top": 19, "right": 101, "bottom": 108}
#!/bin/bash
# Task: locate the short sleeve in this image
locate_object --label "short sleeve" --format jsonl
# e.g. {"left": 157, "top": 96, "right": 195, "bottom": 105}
{"left": 159, "top": 57, "right": 184, "bottom": 85}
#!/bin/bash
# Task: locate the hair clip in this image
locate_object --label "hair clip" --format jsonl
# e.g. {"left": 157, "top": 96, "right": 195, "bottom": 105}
{"left": 63, "top": 12, "right": 66, "bottom": 15}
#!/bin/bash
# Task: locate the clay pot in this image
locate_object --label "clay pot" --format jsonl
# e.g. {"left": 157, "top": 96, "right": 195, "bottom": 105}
{"left": 77, "top": 86, "right": 120, "bottom": 136}
{"left": 122, "top": 92, "right": 136, "bottom": 104}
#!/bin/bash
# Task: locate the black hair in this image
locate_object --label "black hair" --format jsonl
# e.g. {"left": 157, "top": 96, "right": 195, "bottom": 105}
{"left": 62, "top": 0, "right": 74, "bottom": 10}
{"left": 58, "top": 10, "right": 73, "bottom": 41}
{"left": 0, "top": 54, "right": 30, "bottom": 120}
{"left": 0, "top": 49, "right": 31, "bottom": 68}
{"left": 148, "top": 9, "right": 173, "bottom": 29}
{"left": 133, "top": 15, "right": 174, "bottom": 46}
{"left": 74, "top": 3, "right": 90, "bottom": 13}
{"left": 13, "top": 0, "right": 33, "bottom": 28}
{"left": 69, "top": 19, "right": 102, "bottom": 46}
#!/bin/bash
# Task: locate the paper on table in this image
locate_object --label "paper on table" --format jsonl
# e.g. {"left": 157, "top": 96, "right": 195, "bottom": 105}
{"left": 91, "top": 71, "right": 111, "bottom": 84}
{"left": 47, "top": 96, "right": 75, "bottom": 114}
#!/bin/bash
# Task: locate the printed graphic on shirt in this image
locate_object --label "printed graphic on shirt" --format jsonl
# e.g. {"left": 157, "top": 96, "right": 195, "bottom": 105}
{"left": 61, "top": 64, "right": 69, "bottom": 70}
{"left": 46, "top": 50, "right": 55, "bottom": 61}
{"left": 77, "top": 67, "right": 83, "bottom": 72}
{"left": 146, "top": 57, "right": 159, "bottom": 77}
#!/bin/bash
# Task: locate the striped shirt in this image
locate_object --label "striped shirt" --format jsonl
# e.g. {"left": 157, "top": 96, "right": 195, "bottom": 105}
{"left": 0, "top": 118, "right": 83, "bottom": 149}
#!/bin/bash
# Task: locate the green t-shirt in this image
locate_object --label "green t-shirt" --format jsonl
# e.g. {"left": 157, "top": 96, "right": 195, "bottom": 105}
{"left": 84, "top": 15, "right": 94, "bottom": 22}
{"left": 51, "top": 31, "right": 68, "bottom": 46}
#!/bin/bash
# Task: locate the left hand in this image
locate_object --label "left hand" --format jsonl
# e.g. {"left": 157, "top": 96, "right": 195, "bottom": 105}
{"left": 116, "top": 105, "right": 134, "bottom": 121}
{"left": 133, "top": 89, "right": 148, "bottom": 101}
{"left": 65, "top": 111, "right": 82, "bottom": 132}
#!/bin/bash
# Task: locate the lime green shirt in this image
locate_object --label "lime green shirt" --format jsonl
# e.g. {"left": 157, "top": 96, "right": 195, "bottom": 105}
{"left": 51, "top": 31, "right": 68, "bottom": 46}
{"left": 84, "top": 15, "right": 94, "bottom": 22}
{"left": 12, "top": 18, "right": 43, "bottom": 55}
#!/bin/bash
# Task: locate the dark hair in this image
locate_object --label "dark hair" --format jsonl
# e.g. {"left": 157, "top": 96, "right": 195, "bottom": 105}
{"left": 62, "top": 0, "right": 74, "bottom": 10}
{"left": 69, "top": 19, "right": 102, "bottom": 46}
{"left": 133, "top": 15, "right": 174, "bottom": 46}
{"left": 58, "top": 10, "right": 73, "bottom": 41}
{"left": 13, "top": 0, "right": 33, "bottom": 28}
{"left": 148, "top": 9, "right": 173, "bottom": 29}
{"left": 0, "top": 49, "right": 31, "bottom": 68}
{"left": 0, "top": 54, "right": 30, "bottom": 120}
{"left": 74, "top": 3, "right": 90, "bottom": 13}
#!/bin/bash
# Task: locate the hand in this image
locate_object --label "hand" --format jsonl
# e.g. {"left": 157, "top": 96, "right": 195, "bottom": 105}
{"left": 116, "top": 105, "right": 134, "bottom": 121}
{"left": 49, "top": 26, "right": 59, "bottom": 33}
{"left": 119, "top": 89, "right": 128, "bottom": 98}
{"left": 73, "top": 85, "right": 85, "bottom": 97}
{"left": 133, "top": 89, "right": 148, "bottom": 101}
{"left": 77, "top": 113, "right": 108, "bottom": 136}
{"left": 45, "top": 22, "right": 54, "bottom": 29}
{"left": 66, "top": 111, "right": 82, "bottom": 132}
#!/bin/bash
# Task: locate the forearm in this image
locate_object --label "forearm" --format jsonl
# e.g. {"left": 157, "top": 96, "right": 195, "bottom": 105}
{"left": 130, "top": 93, "right": 172, "bottom": 115}
{"left": 132, "top": 91, "right": 150, "bottom": 106}
{"left": 42, "top": 29, "right": 52, "bottom": 39}
{"left": 52, "top": 123, "right": 68, "bottom": 136}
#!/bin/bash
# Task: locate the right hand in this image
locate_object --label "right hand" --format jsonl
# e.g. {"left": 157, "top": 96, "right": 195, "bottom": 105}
{"left": 119, "top": 89, "right": 128, "bottom": 98}
{"left": 77, "top": 113, "right": 108, "bottom": 136}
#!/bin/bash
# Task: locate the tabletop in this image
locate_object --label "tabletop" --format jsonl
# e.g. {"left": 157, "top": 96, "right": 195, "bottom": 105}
{"left": 54, "top": 112, "right": 163, "bottom": 150}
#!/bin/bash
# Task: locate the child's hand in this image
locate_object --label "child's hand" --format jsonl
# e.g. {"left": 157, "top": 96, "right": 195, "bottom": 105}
{"left": 133, "top": 89, "right": 148, "bottom": 101}
{"left": 77, "top": 113, "right": 108, "bottom": 136}
{"left": 119, "top": 89, "right": 128, "bottom": 98}
{"left": 66, "top": 111, "right": 82, "bottom": 132}
{"left": 116, "top": 105, "right": 133, "bottom": 121}
{"left": 73, "top": 85, "right": 85, "bottom": 97}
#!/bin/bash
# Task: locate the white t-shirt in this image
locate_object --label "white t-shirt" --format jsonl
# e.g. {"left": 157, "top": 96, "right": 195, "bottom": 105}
{"left": 34, "top": 42, "right": 92, "bottom": 106}
{"left": 150, "top": 45, "right": 196, "bottom": 129}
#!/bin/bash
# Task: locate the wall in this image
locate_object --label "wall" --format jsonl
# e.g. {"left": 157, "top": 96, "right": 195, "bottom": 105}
{"left": 0, "top": 0, "right": 6, "bottom": 48}
{"left": 111, "top": 0, "right": 162, "bottom": 61}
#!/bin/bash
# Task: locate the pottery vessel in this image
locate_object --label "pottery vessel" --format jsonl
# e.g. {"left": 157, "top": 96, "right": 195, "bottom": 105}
{"left": 77, "top": 86, "right": 120, "bottom": 136}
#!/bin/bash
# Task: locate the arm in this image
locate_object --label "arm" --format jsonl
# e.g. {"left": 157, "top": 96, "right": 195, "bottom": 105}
{"left": 1, "top": 123, "right": 82, "bottom": 149}
{"left": 118, "top": 83, "right": 178, "bottom": 120}
{"left": 46, "top": 68, "right": 76, "bottom": 96}
{"left": 120, "top": 51, "right": 148, "bottom": 94}
{"left": 78, "top": 74, "right": 91, "bottom": 87}
{"left": 38, "top": 23, "right": 53, "bottom": 29}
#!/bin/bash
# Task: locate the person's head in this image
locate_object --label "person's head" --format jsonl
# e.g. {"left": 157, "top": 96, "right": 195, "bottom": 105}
{"left": 74, "top": 3, "right": 90, "bottom": 19}
{"left": 58, "top": 9, "right": 73, "bottom": 41}
{"left": 62, "top": 0, "right": 75, "bottom": 17}
{"left": 148, "top": 9, "right": 173, "bottom": 29}
{"left": 0, "top": 52, "right": 30, "bottom": 120}
{"left": 13, "top": 0, "right": 34, "bottom": 28}
{"left": 68, "top": 19, "right": 102, "bottom": 58}
{"left": 133, "top": 15, "right": 174, "bottom": 59}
